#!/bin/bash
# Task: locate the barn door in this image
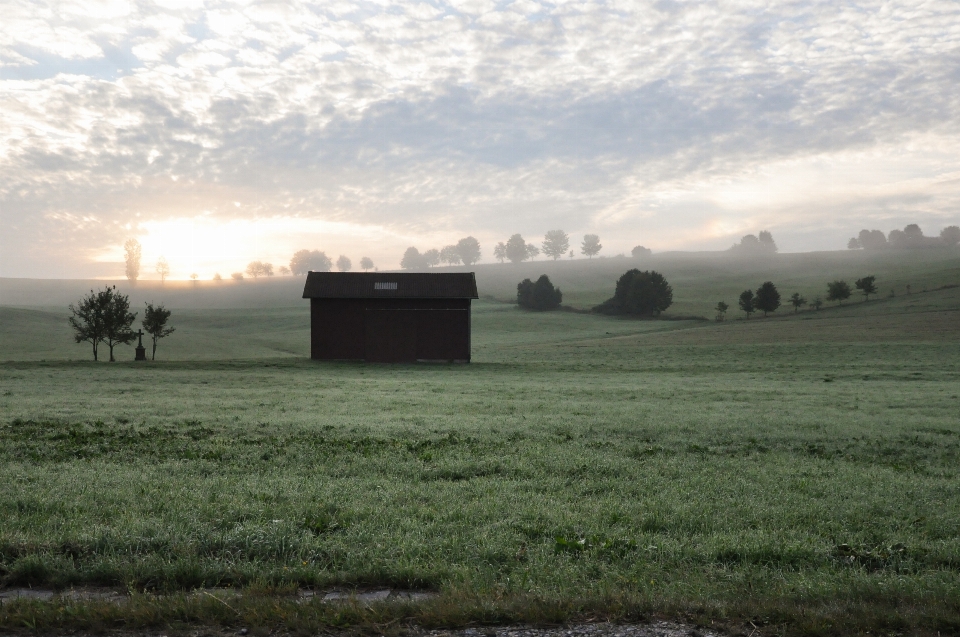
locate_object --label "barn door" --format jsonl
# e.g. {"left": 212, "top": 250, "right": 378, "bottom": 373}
{"left": 364, "top": 310, "right": 418, "bottom": 362}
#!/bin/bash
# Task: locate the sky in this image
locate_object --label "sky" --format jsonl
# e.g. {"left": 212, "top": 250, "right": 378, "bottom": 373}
{"left": 1, "top": 0, "right": 959, "bottom": 279}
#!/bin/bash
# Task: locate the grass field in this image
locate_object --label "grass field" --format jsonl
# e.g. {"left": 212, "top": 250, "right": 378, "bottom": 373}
{"left": 1, "top": 250, "right": 959, "bottom": 636}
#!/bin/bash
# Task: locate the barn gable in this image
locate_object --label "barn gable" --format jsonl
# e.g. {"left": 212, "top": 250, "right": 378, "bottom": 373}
{"left": 302, "top": 272, "right": 479, "bottom": 362}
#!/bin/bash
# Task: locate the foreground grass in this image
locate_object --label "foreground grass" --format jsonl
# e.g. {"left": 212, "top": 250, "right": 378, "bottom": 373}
{"left": 1, "top": 288, "right": 959, "bottom": 635}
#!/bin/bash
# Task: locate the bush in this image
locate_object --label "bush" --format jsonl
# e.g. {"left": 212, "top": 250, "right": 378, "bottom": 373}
{"left": 594, "top": 269, "right": 672, "bottom": 316}
{"left": 517, "top": 275, "right": 562, "bottom": 310}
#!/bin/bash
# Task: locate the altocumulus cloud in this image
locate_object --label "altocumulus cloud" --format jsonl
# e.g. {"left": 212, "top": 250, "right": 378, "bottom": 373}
{"left": 1, "top": 0, "right": 959, "bottom": 277}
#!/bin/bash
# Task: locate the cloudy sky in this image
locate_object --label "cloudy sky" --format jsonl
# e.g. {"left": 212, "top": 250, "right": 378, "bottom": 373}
{"left": 1, "top": 0, "right": 959, "bottom": 278}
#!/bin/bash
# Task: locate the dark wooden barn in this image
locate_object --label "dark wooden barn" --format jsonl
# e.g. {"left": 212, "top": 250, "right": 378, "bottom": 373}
{"left": 302, "top": 272, "right": 479, "bottom": 363}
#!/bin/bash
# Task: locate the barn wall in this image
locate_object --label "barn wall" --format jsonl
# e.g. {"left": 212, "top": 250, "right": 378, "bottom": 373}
{"left": 311, "top": 298, "right": 471, "bottom": 362}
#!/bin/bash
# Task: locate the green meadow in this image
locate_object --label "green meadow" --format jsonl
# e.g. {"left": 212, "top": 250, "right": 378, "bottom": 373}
{"left": 1, "top": 249, "right": 959, "bottom": 636}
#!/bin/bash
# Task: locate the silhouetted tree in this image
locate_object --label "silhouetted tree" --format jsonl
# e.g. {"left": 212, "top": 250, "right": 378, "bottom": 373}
{"left": 69, "top": 288, "right": 109, "bottom": 360}
{"left": 595, "top": 270, "right": 672, "bottom": 316}
{"left": 715, "top": 301, "right": 728, "bottom": 322}
{"left": 789, "top": 292, "right": 807, "bottom": 313}
{"left": 517, "top": 275, "right": 562, "bottom": 310}
{"left": 855, "top": 275, "right": 877, "bottom": 301}
{"left": 753, "top": 281, "right": 781, "bottom": 317}
{"left": 738, "top": 289, "right": 755, "bottom": 319}
{"left": 423, "top": 249, "right": 440, "bottom": 267}
{"left": 278, "top": 265, "right": 291, "bottom": 276}
{"left": 581, "top": 234, "right": 602, "bottom": 258}
{"left": 632, "top": 245, "right": 652, "bottom": 258}
{"left": 73, "top": 286, "right": 136, "bottom": 362}
{"left": 142, "top": 302, "right": 174, "bottom": 360}
{"left": 827, "top": 280, "right": 851, "bottom": 304}
{"left": 941, "top": 225, "right": 960, "bottom": 246}
{"left": 456, "top": 236, "right": 482, "bottom": 266}
{"left": 812, "top": 296, "right": 823, "bottom": 311}
{"left": 124, "top": 239, "right": 141, "bottom": 284}
{"left": 847, "top": 237, "right": 862, "bottom": 250}
{"left": 889, "top": 224, "right": 928, "bottom": 248}
{"left": 505, "top": 234, "right": 537, "bottom": 264}
{"left": 542, "top": 230, "right": 570, "bottom": 260}
{"left": 156, "top": 257, "right": 170, "bottom": 283}
{"left": 336, "top": 255, "right": 352, "bottom": 272}
{"left": 440, "top": 245, "right": 462, "bottom": 265}
{"left": 360, "top": 256, "right": 374, "bottom": 271}
{"left": 401, "top": 247, "right": 426, "bottom": 269}
{"left": 213, "top": 273, "right": 222, "bottom": 282}
{"left": 290, "top": 249, "right": 332, "bottom": 275}
{"left": 231, "top": 272, "right": 244, "bottom": 281}
{"left": 493, "top": 242, "right": 507, "bottom": 263}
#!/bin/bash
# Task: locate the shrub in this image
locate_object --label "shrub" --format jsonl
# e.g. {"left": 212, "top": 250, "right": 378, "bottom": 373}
{"left": 594, "top": 269, "right": 672, "bottom": 316}
{"left": 517, "top": 275, "right": 562, "bottom": 311}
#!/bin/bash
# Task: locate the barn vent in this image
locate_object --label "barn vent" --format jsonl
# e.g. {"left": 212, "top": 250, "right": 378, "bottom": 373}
{"left": 374, "top": 282, "right": 398, "bottom": 290}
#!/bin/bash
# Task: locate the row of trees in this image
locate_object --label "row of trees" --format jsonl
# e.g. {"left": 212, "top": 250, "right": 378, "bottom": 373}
{"left": 493, "top": 232, "right": 604, "bottom": 264}
{"left": 68, "top": 287, "right": 174, "bottom": 361}
{"left": 848, "top": 224, "right": 960, "bottom": 250}
{"left": 400, "top": 237, "right": 481, "bottom": 269}
{"left": 729, "top": 231, "right": 778, "bottom": 255}
{"left": 715, "top": 275, "right": 879, "bottom": 321}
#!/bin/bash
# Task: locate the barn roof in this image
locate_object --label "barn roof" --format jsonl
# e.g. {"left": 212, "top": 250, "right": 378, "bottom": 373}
{"left": 302, "top": 272, "right": 479, "bottom": 299}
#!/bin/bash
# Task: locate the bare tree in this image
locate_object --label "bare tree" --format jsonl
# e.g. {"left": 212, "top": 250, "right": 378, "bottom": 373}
{"left": 156, "top": 257, "right": 170, "bottom": 283}
{"left": 124, "top": 239, "right": 141, "bottom": 284}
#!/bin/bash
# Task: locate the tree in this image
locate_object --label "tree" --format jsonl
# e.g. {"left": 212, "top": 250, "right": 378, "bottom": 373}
{"left": 859, "top": 229, "right": 887, "bottom": 249}
{"left": 526, "top": 243, "right": 540, "bottom": 260}
{"left": 730, "top": 232, "right": 777, "bottom": 255}
{"left": 213, "top": 272, "right": 222, "bottom": 282}
{"left": 632, "top": 245, "right": 652, "bottom": 258}
{"left": 855, "top": 275, "right": 877, "bottom": 301}
{"left": 190, "top": 273, "right": 198, "bottom": 286}
{"left": 517, "top": 275, "right": 562, "bottom": 310}
{"left": 542, "top": 230, "right": 570, "bottom": 260}
{"left": 246, "top": 261, "right": 273, "bottom": 278}
{"left": 738, "top": 289, "right": 755, "bottom": 319}
{"left": 581, "top": 234, "right": 602, "bottom": 258}
{"left": 278, "top": 266, "right": 291, "bottom": 276}
{"left": 789, "top": 292, "right": 807, "bottom": 313}
{"left": 569, "top": 250, "right": 574, "bottom": 259}
{"left": 290, "top": 249, "right": 332, "bottom": 275}
{"left": 124, "top": 239, "right": 142, "bottom": 284}
{"left": 715, "top": 301, "right": 729, "bottom": 322}
{"left": 142, "top": 303, "right": 174, "bottom": 360}
{"left": 456, "top": 236, "right": 482, "bottom": 266}
{"left": 941, "top": 225, "right": 960, "bottom": 246}
{"left": 89, "top": 286, "right": 137, "bottom": 362}
{"left": 847, "top": 237, "right": 862, "bottom": 250}
{"left": 231, "top": 272, "right": 244, "bottom": 281}
{"left": 156, "top": 257, "right": 170, "bottom": 283}
{"left": 360, "top": 257, "right": 374, "bottom": 271}
{"left": 753, "top": 281, "right": 781, "bottom": 317}
{"left": 69, "top": 288, "right": 109, "bottom": 361}
{"left": 401, "top": 247, "right": 426, "bottom": 270}
{"left": 594, "top": 269, "right": 673, "bottom": 316}
{"left": 812, "top": 296, "right": 823, "bottom": 311}
{"left": 505, "top": 234, "right": 537, "bottom": 264}
{"left": 827, "top": 280, "right": 851, "bottom": 304}
{"left": 493, "top": 242, "right": 507, "bottom": 263}
{"left": 889, "top": 224, "right": 926, "bottom": 248}
{"left": 440, "top": 245, "right": 462, "bottom": 266}
{"left": 423, "top": 249, "right": 440, "bottom": 267}
{"left": 336, "top": 255, "right": 352, "bottom": 272}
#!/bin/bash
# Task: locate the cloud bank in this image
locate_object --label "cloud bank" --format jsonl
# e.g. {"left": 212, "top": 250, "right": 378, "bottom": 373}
{"left": 1, "top": 0, "right": 959, "bottom": 277}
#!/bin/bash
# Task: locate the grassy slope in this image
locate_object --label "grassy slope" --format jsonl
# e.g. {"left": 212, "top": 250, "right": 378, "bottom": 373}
{"left": 1, "top": 250, "right": 960, "bottom": 635}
